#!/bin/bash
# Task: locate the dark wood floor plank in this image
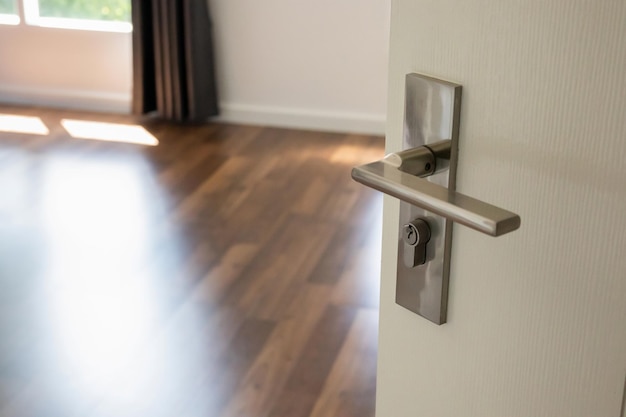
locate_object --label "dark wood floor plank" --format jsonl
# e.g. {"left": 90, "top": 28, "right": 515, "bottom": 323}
{"left": 191, "top": 243, "right": 261, "bottom": 306}
{"left": 192, "top": 317, "right": 278, "bottom": 416}
{"left": 309, "top": 309, "right": 378, "bottom": 417}
{"left": 220, "top": 283, "right": 333, "bottom": 417}
{"left": 267, "top": 304, "right": 358, "bottom": 417}
{"left": 236, "top": 215, "right": 337, "bottom": 321}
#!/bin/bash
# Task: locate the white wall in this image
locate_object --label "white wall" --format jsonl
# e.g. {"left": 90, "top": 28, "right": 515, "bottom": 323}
{"left": 209, "top": 0, "right": 390, "bottom": 134}
{"left": 0, "top": 2, "right": 390, "bottom": 135}
{"left": 0, "top": 25, "right": 132, "bottom": 113}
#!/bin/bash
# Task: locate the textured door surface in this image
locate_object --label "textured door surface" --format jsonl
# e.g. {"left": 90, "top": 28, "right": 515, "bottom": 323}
{"left": 376, "top": 1, "right": 626, "bottom": 416}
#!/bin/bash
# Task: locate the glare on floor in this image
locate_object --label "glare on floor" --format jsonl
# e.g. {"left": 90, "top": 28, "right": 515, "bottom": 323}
{"left": 61, "top": 119, "right": 159, "bottom": 146}
{"left": 0, "top": 114, "right": 50, "bottom": 135}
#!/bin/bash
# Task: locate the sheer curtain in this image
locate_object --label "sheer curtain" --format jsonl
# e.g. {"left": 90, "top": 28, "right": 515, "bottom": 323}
{"left": 131, "top": 0, "right": 219, "bottom": 121}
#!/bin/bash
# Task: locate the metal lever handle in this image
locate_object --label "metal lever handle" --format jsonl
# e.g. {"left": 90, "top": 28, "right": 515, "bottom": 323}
{"left": 351, "top": 140, "right": 520, "bottom": 237}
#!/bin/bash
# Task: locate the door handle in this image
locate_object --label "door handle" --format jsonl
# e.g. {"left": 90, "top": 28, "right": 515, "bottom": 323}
{"left": 350, "top": 73, "right": 521, "bottom": 324}
{"left": 351, "top": 140, "right": 521, "bottom": 237}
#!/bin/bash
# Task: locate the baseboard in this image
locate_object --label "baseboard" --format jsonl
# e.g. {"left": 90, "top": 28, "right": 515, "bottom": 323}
{"left": 0, "top": 89, "right": 386, "bottom": 135}
{"left": 216, "top": 102, "right": 386, "bottom": 136}
{"left": 0, "top": 84, "right": 131, "bottom": 114}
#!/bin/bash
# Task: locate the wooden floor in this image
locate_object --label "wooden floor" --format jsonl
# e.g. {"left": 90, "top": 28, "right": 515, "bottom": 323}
{"left": 0, "top": 106, "right": 385, "bottom": 417}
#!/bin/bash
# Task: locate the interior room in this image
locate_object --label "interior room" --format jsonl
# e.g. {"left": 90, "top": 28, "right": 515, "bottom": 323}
{"left": 3, "top": 2, "right": 625, "bottom": 417}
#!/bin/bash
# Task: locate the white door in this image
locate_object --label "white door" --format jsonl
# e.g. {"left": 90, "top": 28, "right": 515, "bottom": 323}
{"left": 0, "top": 0, "right": 132, "bottom": 112}
{"left": 376, "top": 1, "right": 626, "bottom": 416}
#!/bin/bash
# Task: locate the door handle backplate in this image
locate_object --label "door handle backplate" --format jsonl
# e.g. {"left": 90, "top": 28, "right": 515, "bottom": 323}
{"left": 351, "top": 73, "right": 520, "bottom": 324}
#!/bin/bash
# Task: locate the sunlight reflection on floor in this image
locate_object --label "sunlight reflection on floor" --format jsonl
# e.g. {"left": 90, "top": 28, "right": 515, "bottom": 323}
{"left": 38, "top": 155, "right": 170, "bottom": 394}
{"left": 0, "top": 114, "right": 50, "bottom": 135}
{"left": 61, "top": 119, "right": 159, "bottom": 146}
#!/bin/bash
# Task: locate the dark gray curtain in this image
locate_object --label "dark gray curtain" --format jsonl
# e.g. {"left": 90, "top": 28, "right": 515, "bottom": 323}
{"left": 131, "top": 0, "right": 219, "bottom": 121}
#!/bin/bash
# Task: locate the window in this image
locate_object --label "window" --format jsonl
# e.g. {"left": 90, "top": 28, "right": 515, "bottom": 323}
{"left": 2, "top": 0, "right": 132, "bottom": 32}
{"left": 0, "top": 0, "right": 19, "bottom": 24}
{"left": 0, "top": 0, "right": 17, "bottom": 14}
{"left": 38, "top": 0, "right": 130, "bottom": 21}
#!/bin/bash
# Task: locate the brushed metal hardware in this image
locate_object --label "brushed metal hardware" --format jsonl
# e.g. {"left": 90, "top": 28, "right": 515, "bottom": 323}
{"left": 402, "top": 218, "right": 431, "bottom": 267}
{"left": 352, "top": 140, "right": 521, "bottom": 237}
{"left": 350, "top": 73, "right": 521, "bottom": 324}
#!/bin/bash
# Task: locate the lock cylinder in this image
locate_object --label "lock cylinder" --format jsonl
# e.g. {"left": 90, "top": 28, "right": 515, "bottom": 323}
{"left": 402, "top": 218, "right": 431, "bottom": 267}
